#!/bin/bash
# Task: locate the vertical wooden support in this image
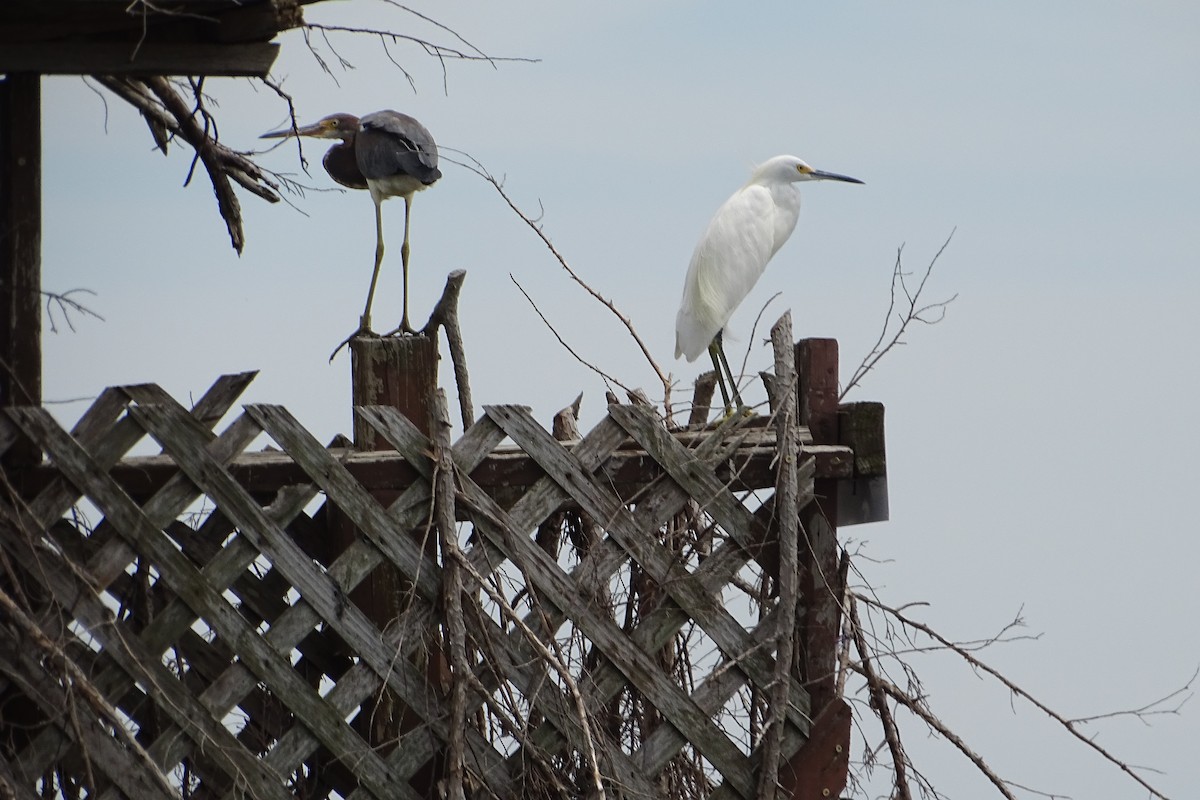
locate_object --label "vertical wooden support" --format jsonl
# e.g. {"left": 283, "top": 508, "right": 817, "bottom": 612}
{"left": 0, "top": 73, "right": 42, "bottom": 470}
{"left": 341, "top": 334, "right": 447, "bottom": 796}
{"left": 351, "top": 335, "right": 438, "bottom": 442}
{"left": 794, "top": 338, "right": 841, "bottom": 713}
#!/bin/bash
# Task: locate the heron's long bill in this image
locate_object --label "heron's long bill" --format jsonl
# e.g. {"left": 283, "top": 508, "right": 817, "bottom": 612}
{"left": 810, "top": 169, "right": 864, "bottom": 184}
{"left": 259, "top": 122, "right": 326, "bottom": 139}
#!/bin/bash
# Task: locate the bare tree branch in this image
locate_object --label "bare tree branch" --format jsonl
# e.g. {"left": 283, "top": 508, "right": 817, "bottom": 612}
{"left": 854, "top": 592, "right": 1176, "bottom": 800}
{"left": 842, "top": 231, "right": 958, "bottom": 400}
{"left": 455, "top": 152, "right": 674, "bottom": 419}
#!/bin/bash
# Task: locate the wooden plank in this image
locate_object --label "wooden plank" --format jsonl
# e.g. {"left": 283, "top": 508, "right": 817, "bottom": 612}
{"left": 0, "top": 43, "right": 279, "bottom": 77}
{"left": 795, "top": 338, "right": 843, "bottom": 717}
{"left": 837, "top": 401, "right": 889, "bottom": 525}
{"left": 494, "top": 404, "right": 812, "bottom": 728}
{"left": 364, "top": 404, "right": 812, "bottom": 789}
{"left": 218, "top": 415, "right": 515, "bottom": 798}
{"left": 0, "top": 488, "right": 295, "bottom": 800}
{"left": 19, "top": 423, "right": 850, "bottom": 500}
{"left": 0, "top": 73, "right": 41, "bottom": 470}
{"left": 759, "top": 314, "right": 801, "bottom": 800}
{"left": 7, "top": 406, "right": 408, "bottom": 800}
{"left": 141, "top": 403, "right": 512, "bottom": 797}
{"left": 418, "top": 408, "right": 761, "bottom": 798}
{"left": 0, "top": 633, "right": 177, "bottom": 800}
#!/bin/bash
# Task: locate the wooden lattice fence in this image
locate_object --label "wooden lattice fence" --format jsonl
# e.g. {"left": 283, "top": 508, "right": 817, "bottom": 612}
{"left": 0, "top": 338, "right": 867, "bottom": 800}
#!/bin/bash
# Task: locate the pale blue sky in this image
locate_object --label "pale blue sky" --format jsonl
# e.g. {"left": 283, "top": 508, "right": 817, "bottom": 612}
{"left": 38, "top": 1, "right": 1200, "bottom": 796}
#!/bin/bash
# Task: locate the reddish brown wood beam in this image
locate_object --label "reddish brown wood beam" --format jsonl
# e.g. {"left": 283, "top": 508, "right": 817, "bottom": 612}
{"left": 795, "top": 338, "right": 843, "bottom": 715}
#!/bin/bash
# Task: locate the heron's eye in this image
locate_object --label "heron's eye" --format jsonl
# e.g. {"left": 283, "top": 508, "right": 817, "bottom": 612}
{"left": 329, "top": 119, "right": 339, "bottom": 128}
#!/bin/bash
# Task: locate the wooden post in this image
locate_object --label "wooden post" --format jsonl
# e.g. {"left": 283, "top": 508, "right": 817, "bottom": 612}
{"left": 0, "top": 73, "right": 42, "bottom": 470}
{"left": 351, "top": 335, "right": 438, "bottom": 443}
{"left": 340, "top": 334, "right": 447, "bottom": 796}
{"left": 794, "top": 338, "right": 842, "bottom": 713}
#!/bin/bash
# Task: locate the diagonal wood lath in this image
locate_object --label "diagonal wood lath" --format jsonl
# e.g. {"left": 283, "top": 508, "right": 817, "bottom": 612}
{"left": 0, "top": 360, "right": 835, "bottom": 800}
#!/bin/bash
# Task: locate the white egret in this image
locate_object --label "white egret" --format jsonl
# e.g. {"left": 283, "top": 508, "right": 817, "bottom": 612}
{"left": 674, "top": 155, "right": 862, "bottom": 412}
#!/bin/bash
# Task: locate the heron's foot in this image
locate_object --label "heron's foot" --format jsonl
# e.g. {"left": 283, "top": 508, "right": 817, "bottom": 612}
{"left": 380, "top": 321, "right": 419, "bottom": 337}
{"left": 328, "top": 322, "right": 378, "bottom": 363}
{"left": 380, "top": 313, "right": 419, "bottom": 338}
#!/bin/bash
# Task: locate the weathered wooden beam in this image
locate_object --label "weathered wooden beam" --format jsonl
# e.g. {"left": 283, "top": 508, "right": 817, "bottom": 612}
{"left": 795, "top": 338, "right": 843, "bottom": 717}
{"left": 351, "top": 335, "right": 438, "bottom": 444}
{"left": 344, "top": 333, "right": 447, "bottom": 798}
{"left": 837, "top": 400, "right": 889, "bottom": 525}
{"left": 0, "top": 73, "right": 42, "bottom": 471}
{"left": 16, "top": 433, "right": 854, "bottom": 501}
{"left": 0, "top": 43, "right": 279, "bottom": 77}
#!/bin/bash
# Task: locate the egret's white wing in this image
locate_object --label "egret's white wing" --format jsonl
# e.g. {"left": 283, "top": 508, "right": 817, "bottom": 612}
{"left": 675, "top": 185, "right": 778, "bottom": 361}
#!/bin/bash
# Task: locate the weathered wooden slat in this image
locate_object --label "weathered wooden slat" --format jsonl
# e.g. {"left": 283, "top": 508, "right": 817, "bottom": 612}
{"left": 358, "top": 408, "right": 662, "bottom": 800}
{"left": 390, "top": 407, "right": 756, "bottom": 799}
{"left": 759, "top": 313, "right": 801, "bottom": 800}
{"left": 7, "top": 405, "right": 406, "bottom": 800}
{"left": 19, "top": 421, "right": 849, "bottom": 501}
{"left": 120, "top": 403, "right": 426, "bottom": 800}
{"left": 0, "top": 43, "right": 280, "bottom": 76}
{"left": 495, "top": 404, "right": 812, "bottom": 728}
{"left": 0, "top": 491, "right": 293, "bottom": 800}
{"left": 244, "top": 405, "right": 517, "bottom": 797}
{"left": 0, "top": 633, "right": 177, "bottom": 800}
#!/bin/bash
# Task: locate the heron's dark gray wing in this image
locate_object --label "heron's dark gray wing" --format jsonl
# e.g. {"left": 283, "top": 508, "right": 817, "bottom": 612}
{"left": 356, "top": 110, "right": 441, "bottom": 185}
{"left": 323, "top": 141, "right": 368, "bottom": 190}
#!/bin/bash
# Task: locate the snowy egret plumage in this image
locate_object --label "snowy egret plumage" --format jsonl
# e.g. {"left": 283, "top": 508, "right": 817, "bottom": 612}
{"left": 675, "top": 155, "right": 862, "bottom": 412}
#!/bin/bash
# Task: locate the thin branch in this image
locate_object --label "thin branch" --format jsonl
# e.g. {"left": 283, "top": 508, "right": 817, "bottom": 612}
{"left": 510, "top": 273, "right": 628, "bottom": 398}
{"left": 457, "top": 152, "right": 673, "bottom": 418}
{"left": 841, "top": 231, "right": 957, "bottom": 400}
{"left": 848, "top": 593, "right": 914, "bottom": 800}
{"left": 42, "top": 289, "right": 104, "bottom": 334}
{"left": 856, "top": 592, "right": 1175, "bottom": 800}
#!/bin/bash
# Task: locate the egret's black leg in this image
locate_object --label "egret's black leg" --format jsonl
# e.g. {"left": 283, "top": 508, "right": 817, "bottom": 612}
{"left": 712, "top": 332, "right": 745, "bottom": 410}
{"left": 708, "top": 338, "right": 733, "bottom": 414}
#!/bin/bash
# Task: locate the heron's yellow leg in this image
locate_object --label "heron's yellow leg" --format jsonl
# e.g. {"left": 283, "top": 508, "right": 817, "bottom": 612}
{"left": 361, "top": 198, "right": 386, "bottom": 332}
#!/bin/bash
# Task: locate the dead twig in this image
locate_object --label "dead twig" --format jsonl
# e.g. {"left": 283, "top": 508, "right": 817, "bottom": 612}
{"left": 841, "top": 231, "right": 957, "bottom": 400}
{"left": 42, "top": 289, "right": 104, "bottom": 333}
{"left": 418, "top": 270, "right": 475, "bottom": 429}
{"left": 855, "top": 592, "right": 1175, "bottom": 800}
{"left": 456, "top": 152, "right": 673, "bottom": 419}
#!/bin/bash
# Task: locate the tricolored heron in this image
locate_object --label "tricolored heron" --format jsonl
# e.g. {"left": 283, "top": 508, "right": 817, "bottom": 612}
{"left": 674, "top": 155, "right": 862, "bottom": 413}
{"left": 262, "top": 110, "right": 441, "bottom": 334}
